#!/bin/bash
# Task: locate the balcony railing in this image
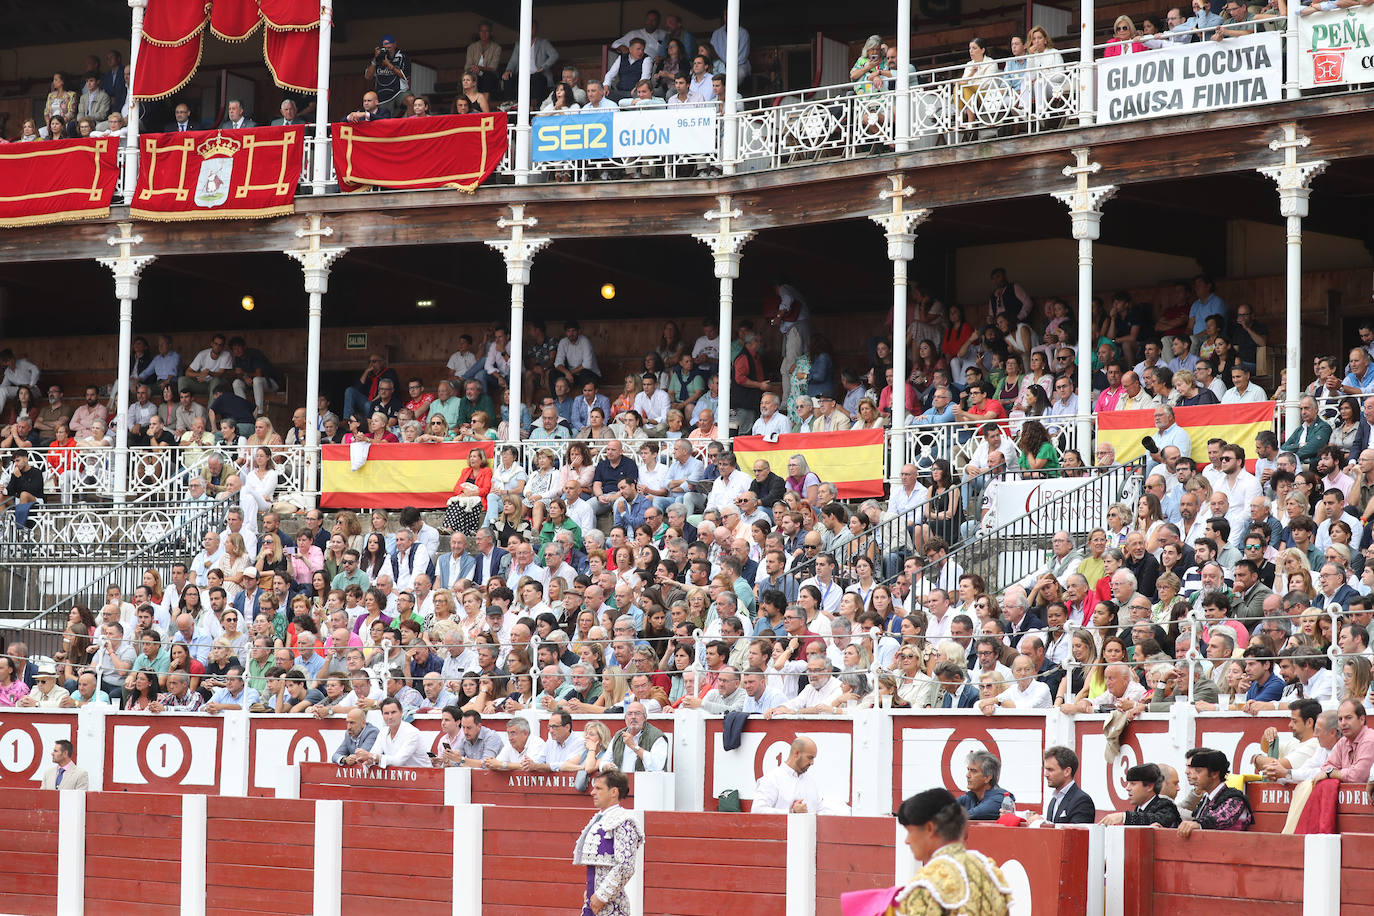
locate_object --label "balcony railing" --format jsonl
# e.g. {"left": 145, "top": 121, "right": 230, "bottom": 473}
{"left": 95, "top": 17, "right": 1373, "bottom": 204}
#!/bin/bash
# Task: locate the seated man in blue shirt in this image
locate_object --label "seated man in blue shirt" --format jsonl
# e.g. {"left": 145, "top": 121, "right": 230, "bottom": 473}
{"left": 957, "top": 749, "right": 1013, "bottom": 819}
{"left": 914, "top": 385, "right": 955, "bottom": 424}
{"left": 612, "top": 476, "right": 652, "bottom": 531}
{"left": 1242, "top": 645, "right": 1285, "bottom": 703}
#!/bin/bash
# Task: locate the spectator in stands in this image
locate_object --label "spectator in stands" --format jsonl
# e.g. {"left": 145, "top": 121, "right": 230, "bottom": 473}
{"left": 218, "top": 99, "right": 255, "bottom": 130}
{"left": 957, "top": 750, "right": 1012, "bottom": 819}
{"left": 1178, "top": 748, "right": 1253, "bottom": 833}
{"left": 77, "top": 73, "right": 110, "bottom": 124}
{"left": 346, "top": 91, "right": 389, "bottom": 123}
{"left": 1100, "top": 762, "right": 1181, "bottom": 827}
{"left": 1213, "top": 0, "right": 1285, "bottom": 40}
{"left": 501, "top": 19, "right": 559, "bottom": 101}
{"left": 710, "top": 9, "right": 751, "bottom": 85}
{"left": 464, "top": 21, "right": 503, "bottom": 95}
{"left": 606, "top": 37, "right": 655, "bottom": 102}
{"left": 38, "top": 740, "right": 87, "bottom": 790}
{"left": 44, "top": 73, "right": 75, "bottom": 124}
{"left": 364, "top": 35, "right": 411, "bottom": 111}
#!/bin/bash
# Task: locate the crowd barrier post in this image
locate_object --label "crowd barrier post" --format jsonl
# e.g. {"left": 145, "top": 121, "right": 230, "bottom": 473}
{"left": 56, "top": 791, "right": 86, "bottom": 916}
{"left": 220, "top": 708, "right": 251, "bottom": 796}
{"left": 851, "top": 706, "right": 894, "bottom": 817}
{"left": 444, "top": 765, "right": 473, "bottom": 806}
{"left": 673, "top": 707, "right": 708, "bottom": 812}
{"left": 181, "top": 793, "right": 208, "bottom": 916}
{"left": 313, "top": 797, "right": 344, "bottom": 916}
{"left": 786, "top": 812, "right": 818, "bottom": 916}
{"left": 452, "top": 804, "right": 484, "bottom": 916}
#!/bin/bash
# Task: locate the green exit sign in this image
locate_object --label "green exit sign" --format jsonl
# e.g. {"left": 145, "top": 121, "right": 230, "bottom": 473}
{"left": 345, "top": 333, "right": 367, "bottom": 350}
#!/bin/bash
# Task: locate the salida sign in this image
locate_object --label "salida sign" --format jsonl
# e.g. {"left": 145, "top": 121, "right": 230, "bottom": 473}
{"left": 1097, "top": 32, "right": 1282, "bottom": 123}
{"left": 1300, "top": 6, "right": 1374, "bottom": 87}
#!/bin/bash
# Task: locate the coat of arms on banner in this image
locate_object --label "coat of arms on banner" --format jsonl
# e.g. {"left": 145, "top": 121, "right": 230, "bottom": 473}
{"left": 193, "top": 134, "right": 241, "bottom": 208}
{"left": 1310, "top": 51, "right": 1344, "bottom": 85}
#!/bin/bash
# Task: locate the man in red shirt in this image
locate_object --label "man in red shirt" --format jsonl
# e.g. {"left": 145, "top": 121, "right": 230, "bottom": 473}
{"left": 955, "top": 381, "right": 1006, "bottom": 426}
{"left": 404, "top": 377, "right": 435, "bottom": 423}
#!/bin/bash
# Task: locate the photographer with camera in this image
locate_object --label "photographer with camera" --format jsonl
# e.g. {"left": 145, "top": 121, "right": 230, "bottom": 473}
{"left": 365, "top": 34, "right": 411, "bottom": 112}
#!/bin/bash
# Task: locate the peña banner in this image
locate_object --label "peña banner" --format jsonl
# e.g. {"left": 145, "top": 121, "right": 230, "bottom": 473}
{"left": 1096, "top": 31, "right": 1282, "bottom": 123}
{"left": 1299, "top": 5, "right": 1374, "bottom": 88}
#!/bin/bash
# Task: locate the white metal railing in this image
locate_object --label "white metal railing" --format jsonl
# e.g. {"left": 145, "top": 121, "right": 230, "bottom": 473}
{"left": 0, "top": 443, "right": 316, "bottom": 505}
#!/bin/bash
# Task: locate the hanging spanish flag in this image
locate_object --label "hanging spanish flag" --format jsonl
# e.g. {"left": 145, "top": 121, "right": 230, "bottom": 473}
{"left": 130, "top": 125, "right": 305, "bottom": 221}
{"left": 1096, "top": 401, "right": 1275, "bottom": 470}
{"left": 321, "top": 442, "right": 496, "bottom": 509}
{"left": 733, "top": 429, "right": 886, "bottom": 499}
{"left": 0, "top": 137, "right": 120, "bottom": 228}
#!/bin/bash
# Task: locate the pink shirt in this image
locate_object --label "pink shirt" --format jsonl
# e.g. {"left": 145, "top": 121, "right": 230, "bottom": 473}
{"left": 0, "top": 681, "right": 30, "bottom": 707}
{"left": 1328, "top": 725, "right": 1374, "bottom": 783}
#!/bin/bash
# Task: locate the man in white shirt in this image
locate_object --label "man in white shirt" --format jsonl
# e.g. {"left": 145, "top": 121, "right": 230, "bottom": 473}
{"left": 446, "top": 335, "right": 478, "bottom": 380}
{"left": 355, "top": 697, "right": 430, "bottom": 768}
{"left": 710, "top": 13, "right": 752, "bottom": 84}
{"left": 1066, "top": 663, "right": 1147, "bottom": 714}
{"left": 1268, "top": 708, "right": 1341, "bottom": 783}
{"left": 1222, "top": 364, "right": 1265, "bottom": 403}
{"left": 0, "top": 349, "right": 40, "bottom": 415}
{"left": 180, "top": 333, "right": 235, "bottom": 400}
{"left": 553, "top": 321, "right": 601, "bottom": 390}
{"left": 529, "top": 711, "right": 584, "bottom": 771}
{"left": 764, "top": 657, "right": 844, "bottom": 716}
{"left": 751, "top": 392, "right": 791, "bottom": 438}
{"left": 666, "top": 75, "right": 704, "bottom": 106}
{"left": 630, "top": 372, "right": 671, "bottom": 432}
{"left": 752, "top": 738, "right": 847, "bottom": 814}
{"left": 613, "top": 10, "right": 667, "bottom": 60}
{"left": 388, "top": 527, "right": 431, "bottom": 592}
{"left": 1252, "top": 698, "right": 1325, "bottom": 780}
{"left": 692, "top": 319, "right": 721, "bottom": 371}
{"left": 485, "top": 717, "right": 546, "bottom": 770}
{"left": 968, "top": 637, "right": 1013, "bottom": 686}
{"left": 705, "top": 451, "right": 750, "bottom": 513}
{"left": 582, "top": 79, "right": 617, "bottom": 111}
{"left": 980, "top": 654, "right": 1052, "bottom": 712}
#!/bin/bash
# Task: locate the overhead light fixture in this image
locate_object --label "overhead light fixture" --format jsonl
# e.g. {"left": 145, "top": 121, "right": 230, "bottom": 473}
{"left": 600, "top": 283, "right": 616, "bottom": 300}
{"left": 240, "top": 295, "right": 255, "bottom": 311}
{"left": 416, "top": 298, "right": 436, "bottom": 309}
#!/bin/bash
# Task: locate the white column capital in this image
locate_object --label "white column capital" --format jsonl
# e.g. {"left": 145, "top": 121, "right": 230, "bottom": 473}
{"left": 1051, "top": 149, "right": 1116, "bottom": 238}
{"left": 487, "top": 204, "right": 551, "bottom": 285}
{"left": 96, "top": 222, "right": 156, "bottom": 300}
{"left": 695, "top": 194, "right": 753, "bottom": 279}
{"left": 127, "top": 0, "right": 147, "bottom": 8}
{"left": 1257, "top": 125, "right": 1327, "bottom": 219}
{"left": 871, "top": 179, "right": 931, "bottom": 261}
{"left": 285, "top": 216, "right": 348, "bottom": 295}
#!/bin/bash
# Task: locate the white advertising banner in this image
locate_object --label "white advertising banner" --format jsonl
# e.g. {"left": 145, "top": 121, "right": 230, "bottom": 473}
{"left": 991, "top": 474, "right": 1113, "bottom": 533}
{"left": 1299, "top": 5, "right": 1374, "bottom": 87}
{"left": 1097, "top": 31, "right": 1283, "bottom": 123}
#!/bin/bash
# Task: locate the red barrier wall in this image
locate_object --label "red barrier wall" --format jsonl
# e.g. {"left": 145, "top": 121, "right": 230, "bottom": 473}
{"left": 1130, "top": 829, "right": 1304, "bottom": 915}
{"left": 481, "top": 805, "right": 585, "bottom": 916}
{"left": 1248, "top": 781, "right": 1374, "bottom": 833}
{"left": 705, "top": 717, "right": 855, "bottom": 811}
{"left": 965, "top": 824, "right": 1089, "bottom": 914}
{"left": 470, "top": 768, "right": 607, "bottom": 807}
{"left": 299, "top": 760, "right": 450, "bottom": 805}
{"left": 817, "top": 816, "right": 894, "bottom": 916}
{"left": 642, "top": 811, "right": 789, "bottom": 915}
{"left": 0, "top": 790, "right": 59, "bottom": 915}
{"left": 1341, "top": 834, "right": 1374, "bottom": 916}
{"left": 205, "top": 796, "right": 316, "bottom": 915}
{"left": 85, "top": 792, "right": 182, "bottom": 914}
{"left": 104, "top": 714, "right": 223, "bottom": 795}
{"left": 340, "top": 801, "right": 453, "bottom": 913}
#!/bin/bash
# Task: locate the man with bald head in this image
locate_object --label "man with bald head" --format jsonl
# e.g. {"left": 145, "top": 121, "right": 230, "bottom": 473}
{"left": 752, "top": 737, "right": 845, "bottom": 814}
{"left": 1063, "top": 662, "right": 1146, "bottom": 714}
{"left": 330, "top": 707, "right": 379, "bottom": 764}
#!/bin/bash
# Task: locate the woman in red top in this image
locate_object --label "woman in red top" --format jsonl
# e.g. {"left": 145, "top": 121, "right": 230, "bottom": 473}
{"left": 940, "top": 304, "right": 975, "bottom": 362}
{"left": 1105, "top": 16, "right": 1148, "bottom": 55}
{"left": 453, "top": 448, "right": 493, "bottom": 499}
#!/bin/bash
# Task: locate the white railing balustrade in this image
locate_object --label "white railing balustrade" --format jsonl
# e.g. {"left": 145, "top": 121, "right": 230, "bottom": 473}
{"left": 1, "top": 444, "right": 316, "bottom": 506}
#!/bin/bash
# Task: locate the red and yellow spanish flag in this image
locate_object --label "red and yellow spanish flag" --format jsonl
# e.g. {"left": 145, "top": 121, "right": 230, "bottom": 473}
{"left": 321, "top": 442, "right": 494, "bottom": 509}
{"left": 1096, "top": 401, "right": 1275, "bottom": 470}
{"left": 733, "top": 429, "right": 885, "bottom": 499}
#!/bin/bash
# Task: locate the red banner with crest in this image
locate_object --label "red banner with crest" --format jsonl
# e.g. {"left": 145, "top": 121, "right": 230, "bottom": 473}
{"left": 330, "top": 112, "right": 508, "bottom": 193}
{"left": 130, "top": 125, "right": 304, "bottom": 221}
{"left": 0, "top": 137, "right": 121, "bottom": 228}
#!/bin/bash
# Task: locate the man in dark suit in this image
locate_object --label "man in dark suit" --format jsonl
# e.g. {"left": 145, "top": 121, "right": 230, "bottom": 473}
{"left": 231, "top": 567, "right": 264, "bottom": 617}
{"left": 471, "top": 528, "right": 510, "bottom": 587}
{"left": 1002, "top": 592, "right": 1046, "bottom": 649}
{"left": 219, "top": 99, "right": 256, "bottom": 130}
{"left": 1316, "top": 562, "right": 1360, "bottom": 614}
{"left": 934, "top": 662, "right": 980, "bottom": 709}
{"left": 1036, "top": 746, "right": 1096, "bottom": 824}
{"left": 1099, "top": 762, "right": 1181, "bottom": 827}
{"left": 330, "top": 708, "right": 380, "bottom": 764}
{"left": 271, "top": 99, "right": 306, "bottom": 126}
{"left": 164, "top": 102, "right": 196, "bottom": 132}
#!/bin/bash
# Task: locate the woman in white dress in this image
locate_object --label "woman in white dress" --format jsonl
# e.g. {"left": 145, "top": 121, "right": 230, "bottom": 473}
{"left": 1024, "top": 26, "right": 1068, "bottom": 121}
{"left": 238, "top": 446, "right": 278, "bottom": 544}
